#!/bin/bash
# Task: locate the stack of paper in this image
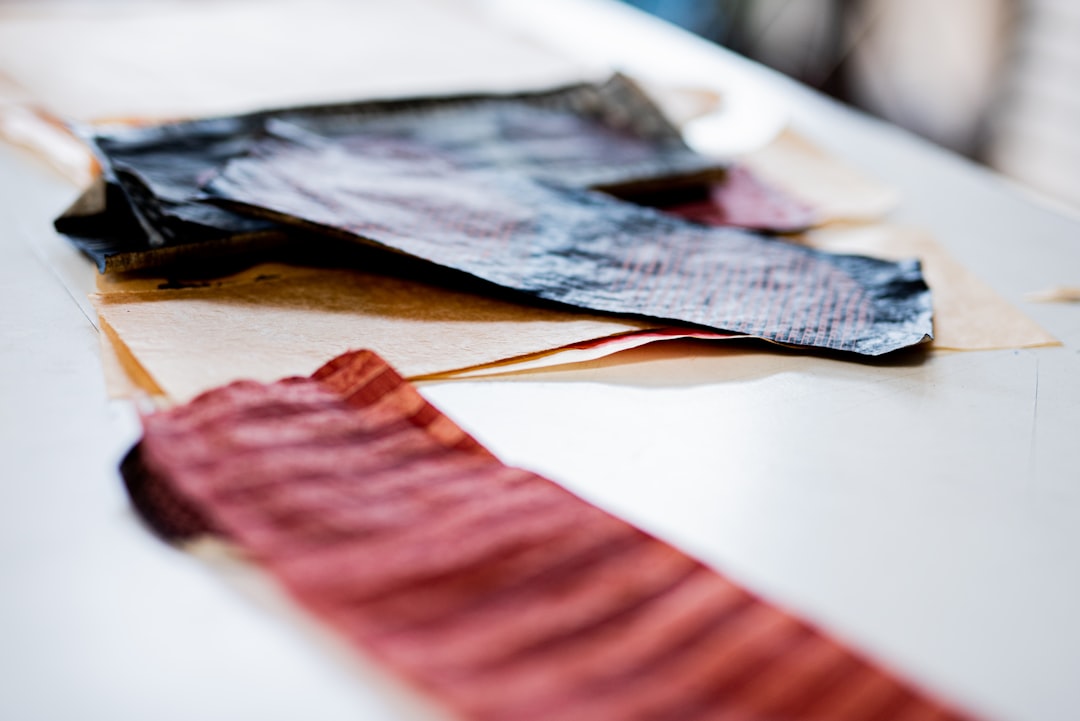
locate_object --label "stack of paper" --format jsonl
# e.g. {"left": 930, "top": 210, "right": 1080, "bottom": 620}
{"left": 0, "top": 0, "right": 1053, "bottom": 402}
{"left": 64, "top": 77, "right": 941, "bottom": 390}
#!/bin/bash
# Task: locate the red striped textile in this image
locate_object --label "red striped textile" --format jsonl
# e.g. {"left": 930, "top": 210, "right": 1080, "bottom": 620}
{"left": 130, "top": 350, "right": 977, "bottom": 721}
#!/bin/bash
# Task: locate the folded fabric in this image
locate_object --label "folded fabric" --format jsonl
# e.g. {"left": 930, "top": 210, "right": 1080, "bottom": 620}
{"left": 205, "top": 133, "right": 931, "bottom": 355}
{"left": 63, "top": 74, "right": 932, "bottom": 355}
{"left": 126, "top": 349, "right": 977, "bottom": 721}
{"left": 58, "top": 75, "right": 714, "bottom": 273}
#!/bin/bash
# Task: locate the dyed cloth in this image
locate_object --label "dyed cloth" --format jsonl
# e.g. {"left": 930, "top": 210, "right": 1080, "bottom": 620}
{"left": 125, "top": 350, "right": 976, "bottom": 721}
{"left": 206, "top": 134, "right": 930, "bottom": 355}
{"left": 63, "top": 74, "right": 931, "bottom": 355}
{"left": 58, "top": 75, "right": 711, "bottom": 272}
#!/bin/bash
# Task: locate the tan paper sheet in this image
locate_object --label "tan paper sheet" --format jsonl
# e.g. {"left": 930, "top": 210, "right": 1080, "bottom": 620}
{"left": 744, "top": 129, "right": 900, "bottom": 222}
{"left": 804, "top": 225, "right": 1058, "bottom": 351}
{"left": 1026, "top": 286, "right": 1080, "bottom": 303}
{"left": 93, "top": 263, "right": 653, "bottom": 402}
{"left": 98, "top": 317, "right": 163, "bottom": 399}
{"left": 422, "top": 329, "right": 739, "bottom": 381}
{"left": 96, "top": 222, "right": 1057, "bottom": 400}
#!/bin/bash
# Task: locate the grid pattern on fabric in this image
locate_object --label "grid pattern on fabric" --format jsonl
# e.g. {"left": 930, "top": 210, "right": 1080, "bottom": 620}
{"left": 128, "top": 350, "right": 976, "bottom": 721}
{"left": 207, "top": 140, "right": 931, "bottom": 355}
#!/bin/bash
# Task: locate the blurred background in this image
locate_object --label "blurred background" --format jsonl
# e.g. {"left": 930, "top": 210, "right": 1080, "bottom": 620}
{"left": 1, "top": 0, "right": 1077, "bottom": 214}
{"left": 624, "top": 0, "right": 1080, "bottom": 213}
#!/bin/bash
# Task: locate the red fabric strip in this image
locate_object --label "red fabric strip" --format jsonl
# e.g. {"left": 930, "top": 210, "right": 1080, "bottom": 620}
{"left": 131, "top": 350, "right": 977, "bottom": 721}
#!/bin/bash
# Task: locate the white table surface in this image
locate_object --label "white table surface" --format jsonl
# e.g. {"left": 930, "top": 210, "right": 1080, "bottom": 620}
{"left": 2, "top": 1, "right": 1079, "bottom": 720}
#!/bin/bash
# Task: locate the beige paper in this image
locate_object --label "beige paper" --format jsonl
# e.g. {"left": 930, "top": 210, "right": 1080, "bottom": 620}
{"left": 96, "top": 223, "right": 1057, "bottom": 400}
{"left": 805, "top": 225, "right": 1059, "bottom": 351}
{"left": 0, "top": 104, "right": 94, "bottom": 187}
{"left": 419, "top": 329, "right": 738, "bottom": 381}
{"left": 98, "top": 316, "right": 165, "bottom": 399}
{"left": 1026, "top": 286, "right": 1080, "bottom": 303}
{"left": 93, "top": 263, "right": 652, "bottom": 402}
{"left": 744, "top": 129, "right": 900, "bottom": 222}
